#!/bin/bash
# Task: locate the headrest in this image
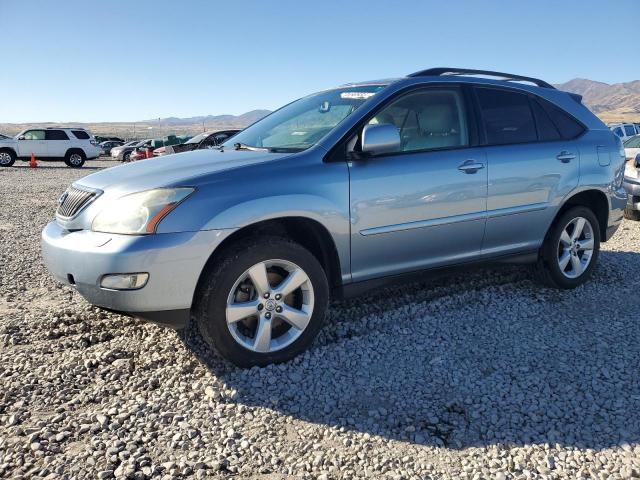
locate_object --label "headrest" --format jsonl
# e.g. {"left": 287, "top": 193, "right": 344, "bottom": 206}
{"left": 418, "top": 104, "right": 455, "bottom": 134}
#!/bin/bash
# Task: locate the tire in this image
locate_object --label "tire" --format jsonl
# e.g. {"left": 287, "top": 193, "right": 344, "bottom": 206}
{"left": 122, "top": 151, "right": 131, "bottom": 163}
{"left": 624, "top": 207, "right": 640, "bottom": 221}
{"left": 535, "top": 206, "right": 600, "bottom": 289}
{"left": 65, "top": 150, "right": 85, "bottom": 168}
{"left": 193, "top": 236, "right": 329, "bottom": 367}
{"left": 0, "top": 149, "right": 16, "bottom": 167}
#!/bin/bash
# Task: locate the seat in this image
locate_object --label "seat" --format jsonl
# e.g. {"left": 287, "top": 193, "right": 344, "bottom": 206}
{"left": 405, "top": 103, "right": 460, "bottom": 151}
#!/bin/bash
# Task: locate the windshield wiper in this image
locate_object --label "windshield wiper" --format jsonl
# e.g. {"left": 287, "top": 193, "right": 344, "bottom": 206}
{"left": 234, "top": 142, "right": 270, "bottom": 152}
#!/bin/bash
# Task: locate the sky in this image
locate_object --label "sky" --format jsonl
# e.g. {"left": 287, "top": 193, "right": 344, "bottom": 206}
{"left": 0, "top": 0, "right": 638, "bottom": 123}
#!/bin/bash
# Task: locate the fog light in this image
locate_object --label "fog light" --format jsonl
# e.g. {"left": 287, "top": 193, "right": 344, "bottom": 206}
{"left": 100, "top": 273, "right": 149, "bottom": 290}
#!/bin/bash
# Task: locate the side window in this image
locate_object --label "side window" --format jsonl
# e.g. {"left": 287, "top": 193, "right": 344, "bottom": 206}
{"left": 45, "top": 130, "right": 69, "bottom": 140}
{"left": 530, "top": 99, "right": 561, "bottom": 141}
{"left": 213, "top": 133, "right": 230, "bottom": 144}
{"left": 23, "top": 130, "right": 45, "bottom": 140}
{"left": 625, "top": 125, "right": 636, "bottom": 137}
{"left": 367, "top": 88, "right": 469, "bottom": 153}
{"left": 475, "top": 88, "right": 537, "bottom": 145}
{"left": 72, "top": 130, "right": 90, "bottom": 139}
{"left": 613, "top": 127, "right": 624, "bottom": 138}
{"left": 538, "top": 99, "right": 586, "bottom": 139}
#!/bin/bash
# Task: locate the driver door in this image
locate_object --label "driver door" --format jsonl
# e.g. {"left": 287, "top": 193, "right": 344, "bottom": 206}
{"left": 347, "top": 87, "right": 488, "bottom": 282}
{"left": 17, "top": 130, "right": 48, "bottom": 158}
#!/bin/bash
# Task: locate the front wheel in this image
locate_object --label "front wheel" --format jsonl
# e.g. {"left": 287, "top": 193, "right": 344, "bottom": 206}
{"left": 193, "top": 237, "right": 329, "bottom": 367}
{"left": 0, "top": 149, "right": 16, "bottom": 167}
{"left": 535, "top": 206, "right": 600, "bottom": 289}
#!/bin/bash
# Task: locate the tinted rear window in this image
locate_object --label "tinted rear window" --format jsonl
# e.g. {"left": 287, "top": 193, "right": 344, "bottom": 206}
{"left": 45, "top": 130, "right": 69, "bottom": 140}
{"left": 625, "top": 125, "right": 637, "bottom": 136}
{"left": 476, "top": 88, "right": 537, "bottom": 145}
{"left": 538, "top": 100, "right": 585, "bottom": 139}
{"left": 530, "top": 99, "right": 561, "bottom": 142}
{"left": 72, "top": 130, "right": 90, "bottom": 139}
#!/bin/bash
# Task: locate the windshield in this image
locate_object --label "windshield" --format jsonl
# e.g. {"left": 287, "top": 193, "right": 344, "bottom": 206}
{"left": 221, "top": 85, "right": 386, "bottom": 152}
{"left": 186, "top": 132, "right": 208, "bottom": 144}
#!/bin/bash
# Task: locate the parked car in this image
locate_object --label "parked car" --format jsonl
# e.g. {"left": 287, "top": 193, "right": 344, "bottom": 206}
{"left": 99, "top": 140, "right": 125, "bottom": 156}
{"left": 0, "top": 127, "right": 100, "bottom": 167}
{"left": 152, "top": 135, "right": 193, "bottom": 157}
{"left": 610, "top": 123, "right": 638, "bottom": 142}
{"left": 161, "top": 130, "right": 241, "bottom": 156}
{"left": 95, "top": 136, "right": 125, "bottom": 144}
{"left": 111, "top": 140, "right": 152, "bottom": 162}
{"left": 42, "top": 68, "right": 627, "bottom": 367}
{"left": 623, "top": 135, "right": 640, "bottom": 161}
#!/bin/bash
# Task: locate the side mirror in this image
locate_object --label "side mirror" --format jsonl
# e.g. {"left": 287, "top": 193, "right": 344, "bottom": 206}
{"left": 17, "top": 135, "right": 25, "bottom": 140}
{"left": 361, "top": 123, "right": 400, "bottom": 156}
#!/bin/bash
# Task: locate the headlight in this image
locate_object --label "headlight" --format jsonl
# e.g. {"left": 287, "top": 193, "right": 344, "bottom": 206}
{"left": 92, "top": 188, "right": 194, "bottom": 234}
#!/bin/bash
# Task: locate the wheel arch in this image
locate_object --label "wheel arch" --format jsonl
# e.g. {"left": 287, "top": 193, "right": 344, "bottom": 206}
{"left": 65, "top": 147, "right": 86, "bottom": 158}
{"left": 0, "top": 146, "right": 17, "bottom": 156}
{"left": 555, "top": 189, "right": 609, "bottom": 242}
{"left": 192, "top": 216, "right": 344, "bottom": 310}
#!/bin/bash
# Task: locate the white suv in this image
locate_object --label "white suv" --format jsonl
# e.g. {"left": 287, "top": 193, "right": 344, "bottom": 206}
{"left": 610, "top": 123, "right": 639, "bottom": 143}
{"left": 0, "top": 128, "right": 101, "bottom": 168}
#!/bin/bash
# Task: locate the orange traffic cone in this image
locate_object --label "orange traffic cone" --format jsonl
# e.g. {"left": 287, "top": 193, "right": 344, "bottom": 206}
{"left": 29, "top": 153, "right": 38, "bottom": 168}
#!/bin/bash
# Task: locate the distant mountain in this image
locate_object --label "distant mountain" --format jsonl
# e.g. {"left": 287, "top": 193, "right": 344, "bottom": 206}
{"left": 144, "top": 110, "right": 272, "bottom": 127}
{"left": 0, "top": 110, "right": 272, "bottom": 138}
{"left": 555, "top": 78, "right": 640, "bottom": 123}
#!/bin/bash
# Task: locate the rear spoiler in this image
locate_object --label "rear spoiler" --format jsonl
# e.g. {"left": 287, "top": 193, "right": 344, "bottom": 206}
{"left": 568, "top": 92, "right": 583, "bottom": 104}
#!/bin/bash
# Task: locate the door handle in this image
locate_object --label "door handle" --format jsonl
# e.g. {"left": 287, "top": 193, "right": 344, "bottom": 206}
{"left": 556, "top": 151, "right": 576, "bottom": 163}
{"left": 458, "top": 160, "right": 485, "bottom": 174}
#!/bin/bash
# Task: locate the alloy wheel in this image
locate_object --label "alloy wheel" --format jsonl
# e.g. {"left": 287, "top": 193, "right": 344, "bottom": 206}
{"left": 69, "top": 153, "right": 83, "bottom": 166}
{"left": 226, "top": 259, "right": 314, "bottom": 353}
{"left": 557, "top": 216, "right": 595, "bottom": 279}
{"left": 0, "top": 152, "right": 12, "bottom": 165}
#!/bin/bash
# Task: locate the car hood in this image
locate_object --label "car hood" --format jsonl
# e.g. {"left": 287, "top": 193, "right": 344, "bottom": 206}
{"left": 76, "top": 148, "right": 292, "bottom": 194}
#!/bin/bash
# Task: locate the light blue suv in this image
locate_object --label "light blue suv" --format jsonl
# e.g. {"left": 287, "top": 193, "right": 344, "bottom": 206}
{"left": 42, "top": 68, "right": 627, "bottom": 366}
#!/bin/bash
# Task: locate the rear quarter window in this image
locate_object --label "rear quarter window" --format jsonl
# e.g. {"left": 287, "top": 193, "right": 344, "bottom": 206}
{"left": 537, "top": 99, "right": 586, "bottom": 140}
{"left": 72, "top": 130, "right": 90, "bottom": 139}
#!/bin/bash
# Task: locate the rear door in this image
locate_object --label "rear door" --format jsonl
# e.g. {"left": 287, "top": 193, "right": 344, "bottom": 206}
{"left": 17, "top": 130, "right": 48, "bottom": 157}
{"left": 475, "top": 87, "right": 580, "bottom": 256}
{"left": 348, "top": 86, "right": 488, "bottom": 281}
{"left": 45, "top": 129, "right": 70, "bottom": 157}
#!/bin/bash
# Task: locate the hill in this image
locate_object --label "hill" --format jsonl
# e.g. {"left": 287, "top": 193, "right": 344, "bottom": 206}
{"left": 0, "top": 110, "right": 272, "bottom": 139}
{"left": 555, "top": 78, "right": 640, "bottom": 123}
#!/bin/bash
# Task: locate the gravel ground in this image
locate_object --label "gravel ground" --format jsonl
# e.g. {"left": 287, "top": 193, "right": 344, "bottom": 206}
{"left": 1, "top": 159, "right": 639, "bottom": 479}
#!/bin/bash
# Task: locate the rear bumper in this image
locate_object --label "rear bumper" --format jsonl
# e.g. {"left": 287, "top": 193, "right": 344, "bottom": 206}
{"left": 605, "top": 185, "right": 627, "bottom": 240}
{"left": 41, "top": 221, "right": 235, "bottom": 328}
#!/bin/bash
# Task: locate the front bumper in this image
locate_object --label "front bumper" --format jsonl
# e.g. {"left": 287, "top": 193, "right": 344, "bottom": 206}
{"left": 41, "top": 221, "right": 234, "bottom": 328}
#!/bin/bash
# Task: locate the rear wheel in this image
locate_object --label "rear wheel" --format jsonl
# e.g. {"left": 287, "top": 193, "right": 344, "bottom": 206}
{"left": 65, "top": 150, "right": 85, "bottom": 168}
{"left": 535, "top": 206, "right": 600, "bottom": 289}
{"left": 122, "top": 151, "right": 131, "bottom": 163}
{"left": 0, "top": 149, "right": 15, "bottom": 167}
{"left": 194, "top": 237, "right": 329, "bottom": 367}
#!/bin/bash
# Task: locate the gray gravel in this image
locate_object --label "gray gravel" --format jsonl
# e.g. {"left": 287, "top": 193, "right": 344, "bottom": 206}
{"left": 1, "top": 159, "right": 640, "bottom": 479}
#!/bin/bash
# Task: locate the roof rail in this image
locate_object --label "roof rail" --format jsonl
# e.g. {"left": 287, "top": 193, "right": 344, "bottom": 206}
{"left": 408, "top": 67, "right": 556, "bottom": 89}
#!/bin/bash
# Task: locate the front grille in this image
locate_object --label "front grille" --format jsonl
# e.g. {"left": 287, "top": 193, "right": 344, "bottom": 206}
{"left": 57, "top": 186, "right": 97, "bottom": 218}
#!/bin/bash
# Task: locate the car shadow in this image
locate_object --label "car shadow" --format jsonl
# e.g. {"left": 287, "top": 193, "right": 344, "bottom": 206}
{"left": 8, "top": 164, "right": 104, "bottom": 170}
{"left": 181, "top": 249, "right": 640, "bottom": 450}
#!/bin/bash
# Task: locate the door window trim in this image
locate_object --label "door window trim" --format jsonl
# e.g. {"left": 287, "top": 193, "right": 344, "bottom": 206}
{"left": 324, "top": 83, "right": 481, "bottom": 162}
